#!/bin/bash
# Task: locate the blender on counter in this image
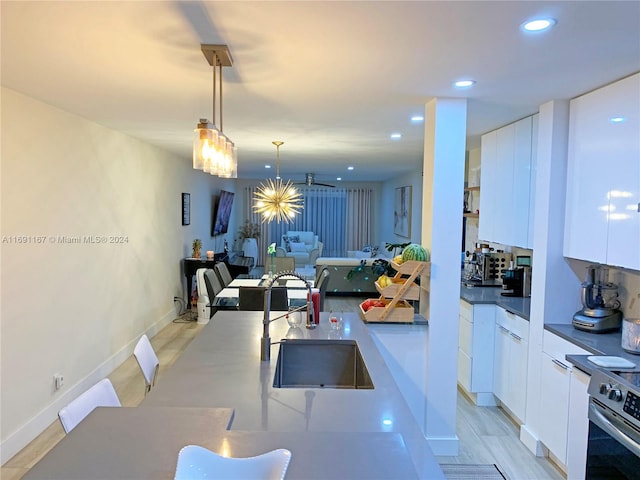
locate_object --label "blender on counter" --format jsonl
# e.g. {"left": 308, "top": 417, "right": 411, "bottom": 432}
{"left": 572, "top": 265, "right": 623, "bottom": 333}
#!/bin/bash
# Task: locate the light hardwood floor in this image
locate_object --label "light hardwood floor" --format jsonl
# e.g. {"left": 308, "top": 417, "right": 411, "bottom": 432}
{"left": 2, "top": 297, "right": 565, "bottom": 480}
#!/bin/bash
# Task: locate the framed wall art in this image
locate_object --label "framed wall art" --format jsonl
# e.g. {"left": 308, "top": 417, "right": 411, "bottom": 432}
{"left": 182, "top": 193, "right": 190, "bottom": 226}
{"left": 394, "top": 186, "right": 411, "bottom": 237}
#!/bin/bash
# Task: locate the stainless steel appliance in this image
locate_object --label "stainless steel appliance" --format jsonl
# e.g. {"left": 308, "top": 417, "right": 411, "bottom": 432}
{"left": 587, "top": 368, "right": 640, "bottom": 478}
{"left": 462, "top": 251, "right": 511, "bottom": 287}
{"left": 501, "top": 266, "right": 531, "bottom": 297}
{"left": 573, "top": 265, "right": 623, "bottom": 333}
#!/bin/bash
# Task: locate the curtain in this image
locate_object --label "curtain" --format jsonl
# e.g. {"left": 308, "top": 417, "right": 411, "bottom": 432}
{"left": 345, "top": 188, "right": 373, "bottom": 251}
{"left": 246, "top": 185, "right": 373, "bottom": 264}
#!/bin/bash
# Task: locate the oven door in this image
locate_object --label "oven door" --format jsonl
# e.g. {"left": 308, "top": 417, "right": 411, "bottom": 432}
{"left": 587, "top": 398, "right": 640, "bottom": 479}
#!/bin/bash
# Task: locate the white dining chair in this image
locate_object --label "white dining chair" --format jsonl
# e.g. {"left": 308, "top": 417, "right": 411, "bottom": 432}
{"left": 133, "top": 334, "right": 159, "bottom": 395}
{"left": 58, "top": 378, "right": 121, "bottom": 434}
{"left": 174, "top": 445, "right": 292, "bottom": 480}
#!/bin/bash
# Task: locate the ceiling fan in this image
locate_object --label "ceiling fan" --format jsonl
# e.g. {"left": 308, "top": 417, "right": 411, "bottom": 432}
{"left": 295, "top": 173, "right": 336, "bottom": 188}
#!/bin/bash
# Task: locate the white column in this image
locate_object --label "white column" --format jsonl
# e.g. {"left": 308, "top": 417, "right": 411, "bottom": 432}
{"left": 421, "top": 98, "right": 467, "bottom": 455}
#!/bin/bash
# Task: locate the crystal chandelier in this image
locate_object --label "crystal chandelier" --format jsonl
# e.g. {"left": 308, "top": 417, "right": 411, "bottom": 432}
{"left": 193, "top": 44, "right": 237, "bottom": 178}
{"left": 253, "top": 141, "right": 304, "bottom": 223}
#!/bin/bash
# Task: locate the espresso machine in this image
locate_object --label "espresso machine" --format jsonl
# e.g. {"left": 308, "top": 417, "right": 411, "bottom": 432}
{"left": 572, "top": 265, "right": 622, "bottom": 333}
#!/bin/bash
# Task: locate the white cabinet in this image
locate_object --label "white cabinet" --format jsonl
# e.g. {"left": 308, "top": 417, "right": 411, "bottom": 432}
{"left": 567, "top": 367, "right": 590, "bottom": 480}
{"left": 538, "top": 331, "right": 590, "bottom": 469}
{"left": 492, "top": 306, "right": 529, "bottom": 421}
{"left": 458, "top": 300, "right": 496, "bottom": 406}
{"left": 564, "top": 73, "right": 640, "bottom": 270}
{"left": 479, "top": 115, "right": 538, "bottom": 249}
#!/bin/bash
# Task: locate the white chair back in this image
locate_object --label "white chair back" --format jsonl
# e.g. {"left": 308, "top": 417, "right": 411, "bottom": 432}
{"left": 174, "top": 445, "right": 292, "bottom": 480}
{"left": 58, "top": 378, "right": 121, "bottom": 433}
{"left": 133, "top": 334, "right": 159, "bottom": 394}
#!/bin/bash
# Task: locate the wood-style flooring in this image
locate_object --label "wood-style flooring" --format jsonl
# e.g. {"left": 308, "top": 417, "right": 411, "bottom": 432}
{"left": 1, "top": 296, "right": 564, "bottom": 480}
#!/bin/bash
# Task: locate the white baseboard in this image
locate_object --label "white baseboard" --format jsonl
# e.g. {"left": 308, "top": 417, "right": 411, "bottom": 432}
{"left": 0, "top": 307, "right": 176, "bottom": 465}
{"left": 426, "top": 435, "right": 460, "bottom": 456}
{"left": 520, "top": 423, "right": 547, "bottom": 457}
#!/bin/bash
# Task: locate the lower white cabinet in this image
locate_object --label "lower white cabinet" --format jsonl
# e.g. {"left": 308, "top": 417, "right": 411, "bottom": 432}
{"left": 538, "top": 330, "right": 590, "bottom": 469}
{"left": 567, "top": 368, "right": 590, "bottom": 480}
{"left": 493, "top": 306, "right": 529, "bottom": 421}
{"left": 458, "top": 300, "right": 496, "bottom": 405}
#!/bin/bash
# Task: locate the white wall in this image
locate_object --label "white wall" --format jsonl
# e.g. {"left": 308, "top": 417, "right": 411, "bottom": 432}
{"left": 380, "top": 170, "right": 424, "bottom": 250}
{"left": 0, "top": 88, "right": 234, "bottom": 462}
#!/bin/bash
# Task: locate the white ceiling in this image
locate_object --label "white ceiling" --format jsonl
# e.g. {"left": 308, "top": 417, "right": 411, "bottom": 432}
{"left": 2, "top": 1, "right": 639, "bottom": 183}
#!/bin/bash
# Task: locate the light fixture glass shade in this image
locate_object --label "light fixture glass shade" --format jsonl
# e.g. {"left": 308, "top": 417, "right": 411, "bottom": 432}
{"left": 193, "top": 119, "right": 219, "bottom": 172}
{"left": 218, "top": 141, "right": 237, "bottom": 178}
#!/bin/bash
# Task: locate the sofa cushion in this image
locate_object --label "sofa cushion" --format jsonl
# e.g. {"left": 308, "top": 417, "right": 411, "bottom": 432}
{"left": 289, "top": 242, "right": 307, "bottom": 253}
{"left": 282, "top": 234, "right": 300, "bottom": 252}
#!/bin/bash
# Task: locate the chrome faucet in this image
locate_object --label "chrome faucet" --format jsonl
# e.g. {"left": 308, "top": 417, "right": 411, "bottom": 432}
{"left": 260, "top": 271, "right": 315, "bottom": 361}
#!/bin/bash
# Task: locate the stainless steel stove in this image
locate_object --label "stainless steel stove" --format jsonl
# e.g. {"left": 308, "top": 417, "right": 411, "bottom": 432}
{"left": 587, "top": 368, "right": 640, "bottom": 478}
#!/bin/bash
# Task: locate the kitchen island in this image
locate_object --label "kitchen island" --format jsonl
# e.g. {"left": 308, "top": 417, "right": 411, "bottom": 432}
{"left": 141, "top": 310, "right": 444, "bottom": 479}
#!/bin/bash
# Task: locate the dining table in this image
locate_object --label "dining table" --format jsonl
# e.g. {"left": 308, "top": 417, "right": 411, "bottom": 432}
{"left": 213, "top": 275, "right": 315, "bottom": 310}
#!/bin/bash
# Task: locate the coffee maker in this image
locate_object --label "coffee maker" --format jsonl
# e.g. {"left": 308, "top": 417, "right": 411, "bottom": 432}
{"left": 572, "top": 265, "right": 622, "bottom": 333}
{"left": 501, "top": 265, "right": 532, "bottom": 297}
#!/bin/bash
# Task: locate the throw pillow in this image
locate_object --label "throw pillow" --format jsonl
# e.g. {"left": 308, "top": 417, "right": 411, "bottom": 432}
{"left": 288, "top": 235, "right": 300, "bottom": 243}
{"left": 282, "top": 235, "right": 292, "bottom": 252}
{"left": 289, "top": 242, "right": 307, "bottom": 253}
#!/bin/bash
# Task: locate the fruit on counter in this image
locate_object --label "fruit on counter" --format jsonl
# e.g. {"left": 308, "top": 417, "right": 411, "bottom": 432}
{"left": 361, "top": 298, "right": 388, "bottom": 311}
{"left": 401, "top": 243, "right": 430, "bottom": 262}
{"left": 393, "top": 255, "right": 404, "bottom": 264}
{"left": 377, "top": 274, "right": 392, "bottom": 288}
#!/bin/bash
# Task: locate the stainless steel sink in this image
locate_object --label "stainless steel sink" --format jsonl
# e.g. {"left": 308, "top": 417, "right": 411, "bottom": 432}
{"left": 273, "top": 339, "right": 374, "bottom": 389}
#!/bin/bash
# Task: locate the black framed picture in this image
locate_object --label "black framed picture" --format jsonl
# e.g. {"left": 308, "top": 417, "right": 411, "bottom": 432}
{"left": 182, "top": 193, "right": 190, "bottom": 226}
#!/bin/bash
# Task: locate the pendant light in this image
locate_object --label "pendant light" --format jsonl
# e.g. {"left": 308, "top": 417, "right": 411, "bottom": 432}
{"left": 253, "top": 141, "right": 304, "bottom": 223}
{"left": 193, "top": 44, "right": 237, "bottom": 178}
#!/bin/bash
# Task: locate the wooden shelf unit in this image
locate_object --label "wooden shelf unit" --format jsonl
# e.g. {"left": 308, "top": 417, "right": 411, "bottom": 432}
{"left": 360, "top": 260, "right": 430, "bottom": 323}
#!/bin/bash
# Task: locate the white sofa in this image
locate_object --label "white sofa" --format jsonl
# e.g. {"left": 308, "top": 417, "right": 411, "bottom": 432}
{"left": 278, "top": 231, "right": 321, "bottom": 266}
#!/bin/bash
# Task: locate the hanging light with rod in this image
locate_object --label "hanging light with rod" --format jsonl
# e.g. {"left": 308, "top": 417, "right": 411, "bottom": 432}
{"left": 193, "top": 44, "right": 237, "bottom": 178}
{"left": 253, "top": 141, "right": 304, "bottom": 223}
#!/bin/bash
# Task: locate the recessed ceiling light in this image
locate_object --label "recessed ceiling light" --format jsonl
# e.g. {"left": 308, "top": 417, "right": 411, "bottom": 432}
{"left": 521, "top": 18, "right": 556, "bottom": 32}
{"left": 610, "top": 116, "right": 626, "bottom": 123}
{"left": 454, "top": 79, "right": 476, "bottom": 89}
{"left": 390, "top": 133, "right": 402, "bottom": 140}
{"left": 347, "top": 166, "right": 354, "bottom": 171}
{"left": 336, "top": 177, "right": 342, "bottom": 181}
{"left": 265, "top": 165, "right": 271, "bottom": 169}
{"left": 411, "top": 115, "right": 424, "bottom": 123}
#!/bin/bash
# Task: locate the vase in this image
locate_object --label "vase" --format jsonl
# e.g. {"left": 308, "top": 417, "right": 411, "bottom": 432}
{"left": 242, "top": 238, "right": 258, "bottom": 267}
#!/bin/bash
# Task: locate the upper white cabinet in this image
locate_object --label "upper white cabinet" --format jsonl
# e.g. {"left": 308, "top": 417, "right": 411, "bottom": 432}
{"left": 564, "top": 73, "right": 640, "bottom": 270}
{"left": 479, "top": 115, "right": 538, "bottom": 248}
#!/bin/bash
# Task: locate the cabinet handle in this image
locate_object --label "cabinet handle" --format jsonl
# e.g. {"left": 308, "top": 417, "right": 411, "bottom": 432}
{"left": 498, "top": 325, "right": 509, "bottom": 333}
{"left": 637, "top": 202, "right": 640, "bottom": 213}
{"left": 510, "top": 332, "right": 522, "bottom": 341}
{"left": 552, "top": 358, "right": 569, "bottom": 370}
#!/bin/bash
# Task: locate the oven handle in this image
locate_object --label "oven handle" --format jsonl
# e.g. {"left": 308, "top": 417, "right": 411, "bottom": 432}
{"left": 589, "top": 402, "right": 640, "bottom": 457}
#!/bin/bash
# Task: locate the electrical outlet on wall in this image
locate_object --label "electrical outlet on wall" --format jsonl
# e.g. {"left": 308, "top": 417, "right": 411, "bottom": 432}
{"left": 53, "top": 373, "right": 64, "bottom": 390}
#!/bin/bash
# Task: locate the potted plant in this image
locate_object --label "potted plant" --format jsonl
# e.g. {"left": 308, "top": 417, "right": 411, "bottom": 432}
{"left": 192, "top": 238, "right": 202, "bottom": 259}
{"left": 238, "top": 220, "right": 261, "bottom": 241}
{"left": 238, "top": 220, "right": 261, "bottom": 265}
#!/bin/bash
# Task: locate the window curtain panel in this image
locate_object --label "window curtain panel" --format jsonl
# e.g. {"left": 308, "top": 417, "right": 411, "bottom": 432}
{"left": 345, "top": 188, "right": 373, "bottom": 251}
{"left": 246, "top": 186, "right": 373, "bottom": 262}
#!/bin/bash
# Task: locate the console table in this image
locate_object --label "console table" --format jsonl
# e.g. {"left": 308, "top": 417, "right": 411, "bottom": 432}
{"left": 183, "top": 254, "right": 228, "bottom": 305}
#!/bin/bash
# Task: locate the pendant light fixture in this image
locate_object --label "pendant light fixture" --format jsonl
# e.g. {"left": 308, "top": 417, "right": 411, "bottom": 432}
{"left": 253, "top": 141, "right": 304, "bottom": 223}
{"left": 193, "top": 44, "right": 237, "bottom": 178}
